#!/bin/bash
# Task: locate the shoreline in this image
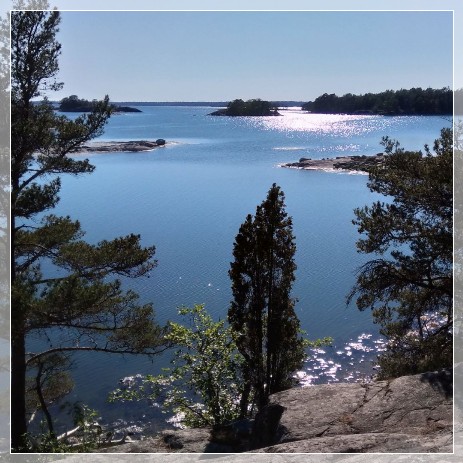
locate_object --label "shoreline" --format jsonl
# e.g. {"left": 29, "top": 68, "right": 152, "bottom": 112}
{"left": 96, "top": 368, "right": 453, "bottom": 453}
{"left": 279, "top": 153, "right": 385, "bottom": 174}
{"left": 96, "top": 331, "right": 385, "bottom": 443}
{"left": 73, "top": 139, "right": 168, "bottom": 154}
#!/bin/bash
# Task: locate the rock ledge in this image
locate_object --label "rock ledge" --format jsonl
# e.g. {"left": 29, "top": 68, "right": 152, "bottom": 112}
{"left": 98, "top": 369, "right": 453, "bottom": 453}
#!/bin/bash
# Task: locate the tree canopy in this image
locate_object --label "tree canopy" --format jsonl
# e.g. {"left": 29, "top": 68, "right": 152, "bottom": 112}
{"left": 11, "top": 9, "right": 166, "bottom": 450}
{"left": 110, "top": 304, "right": 244, "bottom": 428}
{"left": 228, "top": 184, "right": 305, "bottom": 414}
{"left": 59, "top": 94, "right": 142, "bottom": 113}
{"left": 210, "top": 99, "right": 280, "bottom": 116}
{"left": 302, "top": 87, "right": 452, "bottom": 115}
{"left": 348, "top": 128, "right": 453, "bottom": 378}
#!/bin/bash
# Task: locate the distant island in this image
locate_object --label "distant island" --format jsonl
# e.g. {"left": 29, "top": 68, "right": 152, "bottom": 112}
{"left": 209, "top": 99, "right": 281, "bottom": 116}
{"left": 302, "top": 87, "right": 452, "bottom": 115}
{"left": 59, "top": 95, "right": 142, "bottom": 113}
{"left": 90, "top": 100, "right": 305, "bottom": 108}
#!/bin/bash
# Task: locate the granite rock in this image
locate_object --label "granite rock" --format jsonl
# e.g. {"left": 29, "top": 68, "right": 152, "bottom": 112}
{"left": 97, "top": 369, "right": 453, "bottom": 453}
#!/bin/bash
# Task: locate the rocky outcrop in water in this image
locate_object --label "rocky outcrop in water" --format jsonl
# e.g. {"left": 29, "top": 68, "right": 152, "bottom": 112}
{"left": 73, "top": 140, "right": 167, "bottom": 154}
{"left": 98, "top": 369, "right": 453, "bottom": 453}
{"left": 282, "top": 153, "right": 385, "bottom": 173}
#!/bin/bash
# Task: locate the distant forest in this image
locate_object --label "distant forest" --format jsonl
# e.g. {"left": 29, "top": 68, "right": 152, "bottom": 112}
{"left": 54, "top": 88, "right": 461, "bottom": 115}
{"left": 302, "top": 87, "right": 452, "bottom": 115}
{"left": 108, "top": 101, "right": 306, "bottom": 107}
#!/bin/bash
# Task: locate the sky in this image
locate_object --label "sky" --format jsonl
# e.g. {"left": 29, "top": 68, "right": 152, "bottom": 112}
{"left": 49, "top": 10, "right": 453, "bottom": 102}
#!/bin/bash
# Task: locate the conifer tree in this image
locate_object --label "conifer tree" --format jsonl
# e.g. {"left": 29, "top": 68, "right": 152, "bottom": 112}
{"left": 228, "top": 184, "right": 305, "bottom": 414}
{"left": 348, "top": 129, "right": 453, "bottom": 378}
{"left": 11, "top": 9, "right": 167, "bottom": 450}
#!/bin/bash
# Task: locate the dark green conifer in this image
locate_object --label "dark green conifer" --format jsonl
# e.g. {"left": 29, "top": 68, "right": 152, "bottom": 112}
{"left": 10, "top": 9, "right": 166, "bottom": 450}
{"left": 348, "top": 129, "right": 453, "bottom": 378}
{"left": 229, "top": 184, "right": 305, "bottom": 414}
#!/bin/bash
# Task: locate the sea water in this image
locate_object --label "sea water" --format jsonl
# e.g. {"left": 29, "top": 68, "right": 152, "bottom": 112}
{"left": 42, "top": 107, "right": 451, "bottom": 433}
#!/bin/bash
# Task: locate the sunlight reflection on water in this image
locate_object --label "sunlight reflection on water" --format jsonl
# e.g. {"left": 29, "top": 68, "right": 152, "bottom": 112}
{"left": 245, "top": 110, "right": 395, "bottom": 137}
{"left": 296, "top": 333, "right": 388, "bottom": 387}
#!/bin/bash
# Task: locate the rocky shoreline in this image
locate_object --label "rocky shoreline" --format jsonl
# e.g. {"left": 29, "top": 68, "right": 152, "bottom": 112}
{"left": 281, "top": 153, "right": 386, "bottom": 174}
{"left": 97, "top": 369, "right": 453, "bottom": 454}
{"left": 73, "top": 139, "right": 167, "bottom": 154}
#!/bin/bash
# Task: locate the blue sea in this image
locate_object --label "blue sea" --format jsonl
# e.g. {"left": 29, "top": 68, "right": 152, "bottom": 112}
{"left": 44, "top": 106, "right": 451, "bottom": 435}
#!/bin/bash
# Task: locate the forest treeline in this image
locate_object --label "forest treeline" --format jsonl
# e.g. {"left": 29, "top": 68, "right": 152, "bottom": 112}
{"left": 302, "top": 87, "right": 452, "bottom": 115}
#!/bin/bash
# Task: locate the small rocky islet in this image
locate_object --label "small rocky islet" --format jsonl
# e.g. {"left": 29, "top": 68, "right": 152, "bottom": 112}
{"left": 73, "top": 139, "right": 166, "bottom": 154}
{"left": 281, "top": 153, "right": 386, "bottom": 173}
{"left": 73, "top": 139, "right": 385, "bottom": 177}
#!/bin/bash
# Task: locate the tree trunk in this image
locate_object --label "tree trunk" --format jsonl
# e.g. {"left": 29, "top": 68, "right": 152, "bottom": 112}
{"left": 239, "top": 381, "right": 251, "bottom": 418}
{"left": 11, "top": 208, "right": 27, "bottom": 450}
{"left": 11, "top": 327, "right": 27, "bottom": 450}
{"left": 36, "top": 363, "right": 55, "bottom": 436}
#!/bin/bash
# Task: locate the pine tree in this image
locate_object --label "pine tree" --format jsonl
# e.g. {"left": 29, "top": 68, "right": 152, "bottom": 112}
{"left": 11, "top": 9, "right": 167, "bottom": 450}
{"left": 348, "top": 129, "right": 453, "bottom": 378}
{"left": 228, "top": 184, "right": 305, "bottom": 414}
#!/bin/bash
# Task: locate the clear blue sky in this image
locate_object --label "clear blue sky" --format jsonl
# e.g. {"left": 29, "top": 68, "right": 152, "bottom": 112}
{"left": 52, "top": 10, "right": 452, "bottom": 102}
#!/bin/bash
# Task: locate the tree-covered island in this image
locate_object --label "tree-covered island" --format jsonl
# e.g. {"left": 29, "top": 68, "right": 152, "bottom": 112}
{"left": 209, "top": 98, "right": 280, "bottom": 116}
{"left": 302, "top": 87, "right": 452, "bottom": 115}
{"left": 59, "top": 95, "right": 142, "bottom": 113}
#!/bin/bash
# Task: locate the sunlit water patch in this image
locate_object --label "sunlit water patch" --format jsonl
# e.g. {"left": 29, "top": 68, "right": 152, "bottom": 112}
{"left": 231, "top": 111, "right": 443, "bottom": 159}
{"left": 296, "top": 333, "right": 387, "bottom": 386}
{"left": 245, "top": 111, "right": 394, "bottom": 137}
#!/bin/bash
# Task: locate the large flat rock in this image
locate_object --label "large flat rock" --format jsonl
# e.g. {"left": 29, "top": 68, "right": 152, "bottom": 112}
{"left": 269, "top": 369, "right": 452, "bottom": 444}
